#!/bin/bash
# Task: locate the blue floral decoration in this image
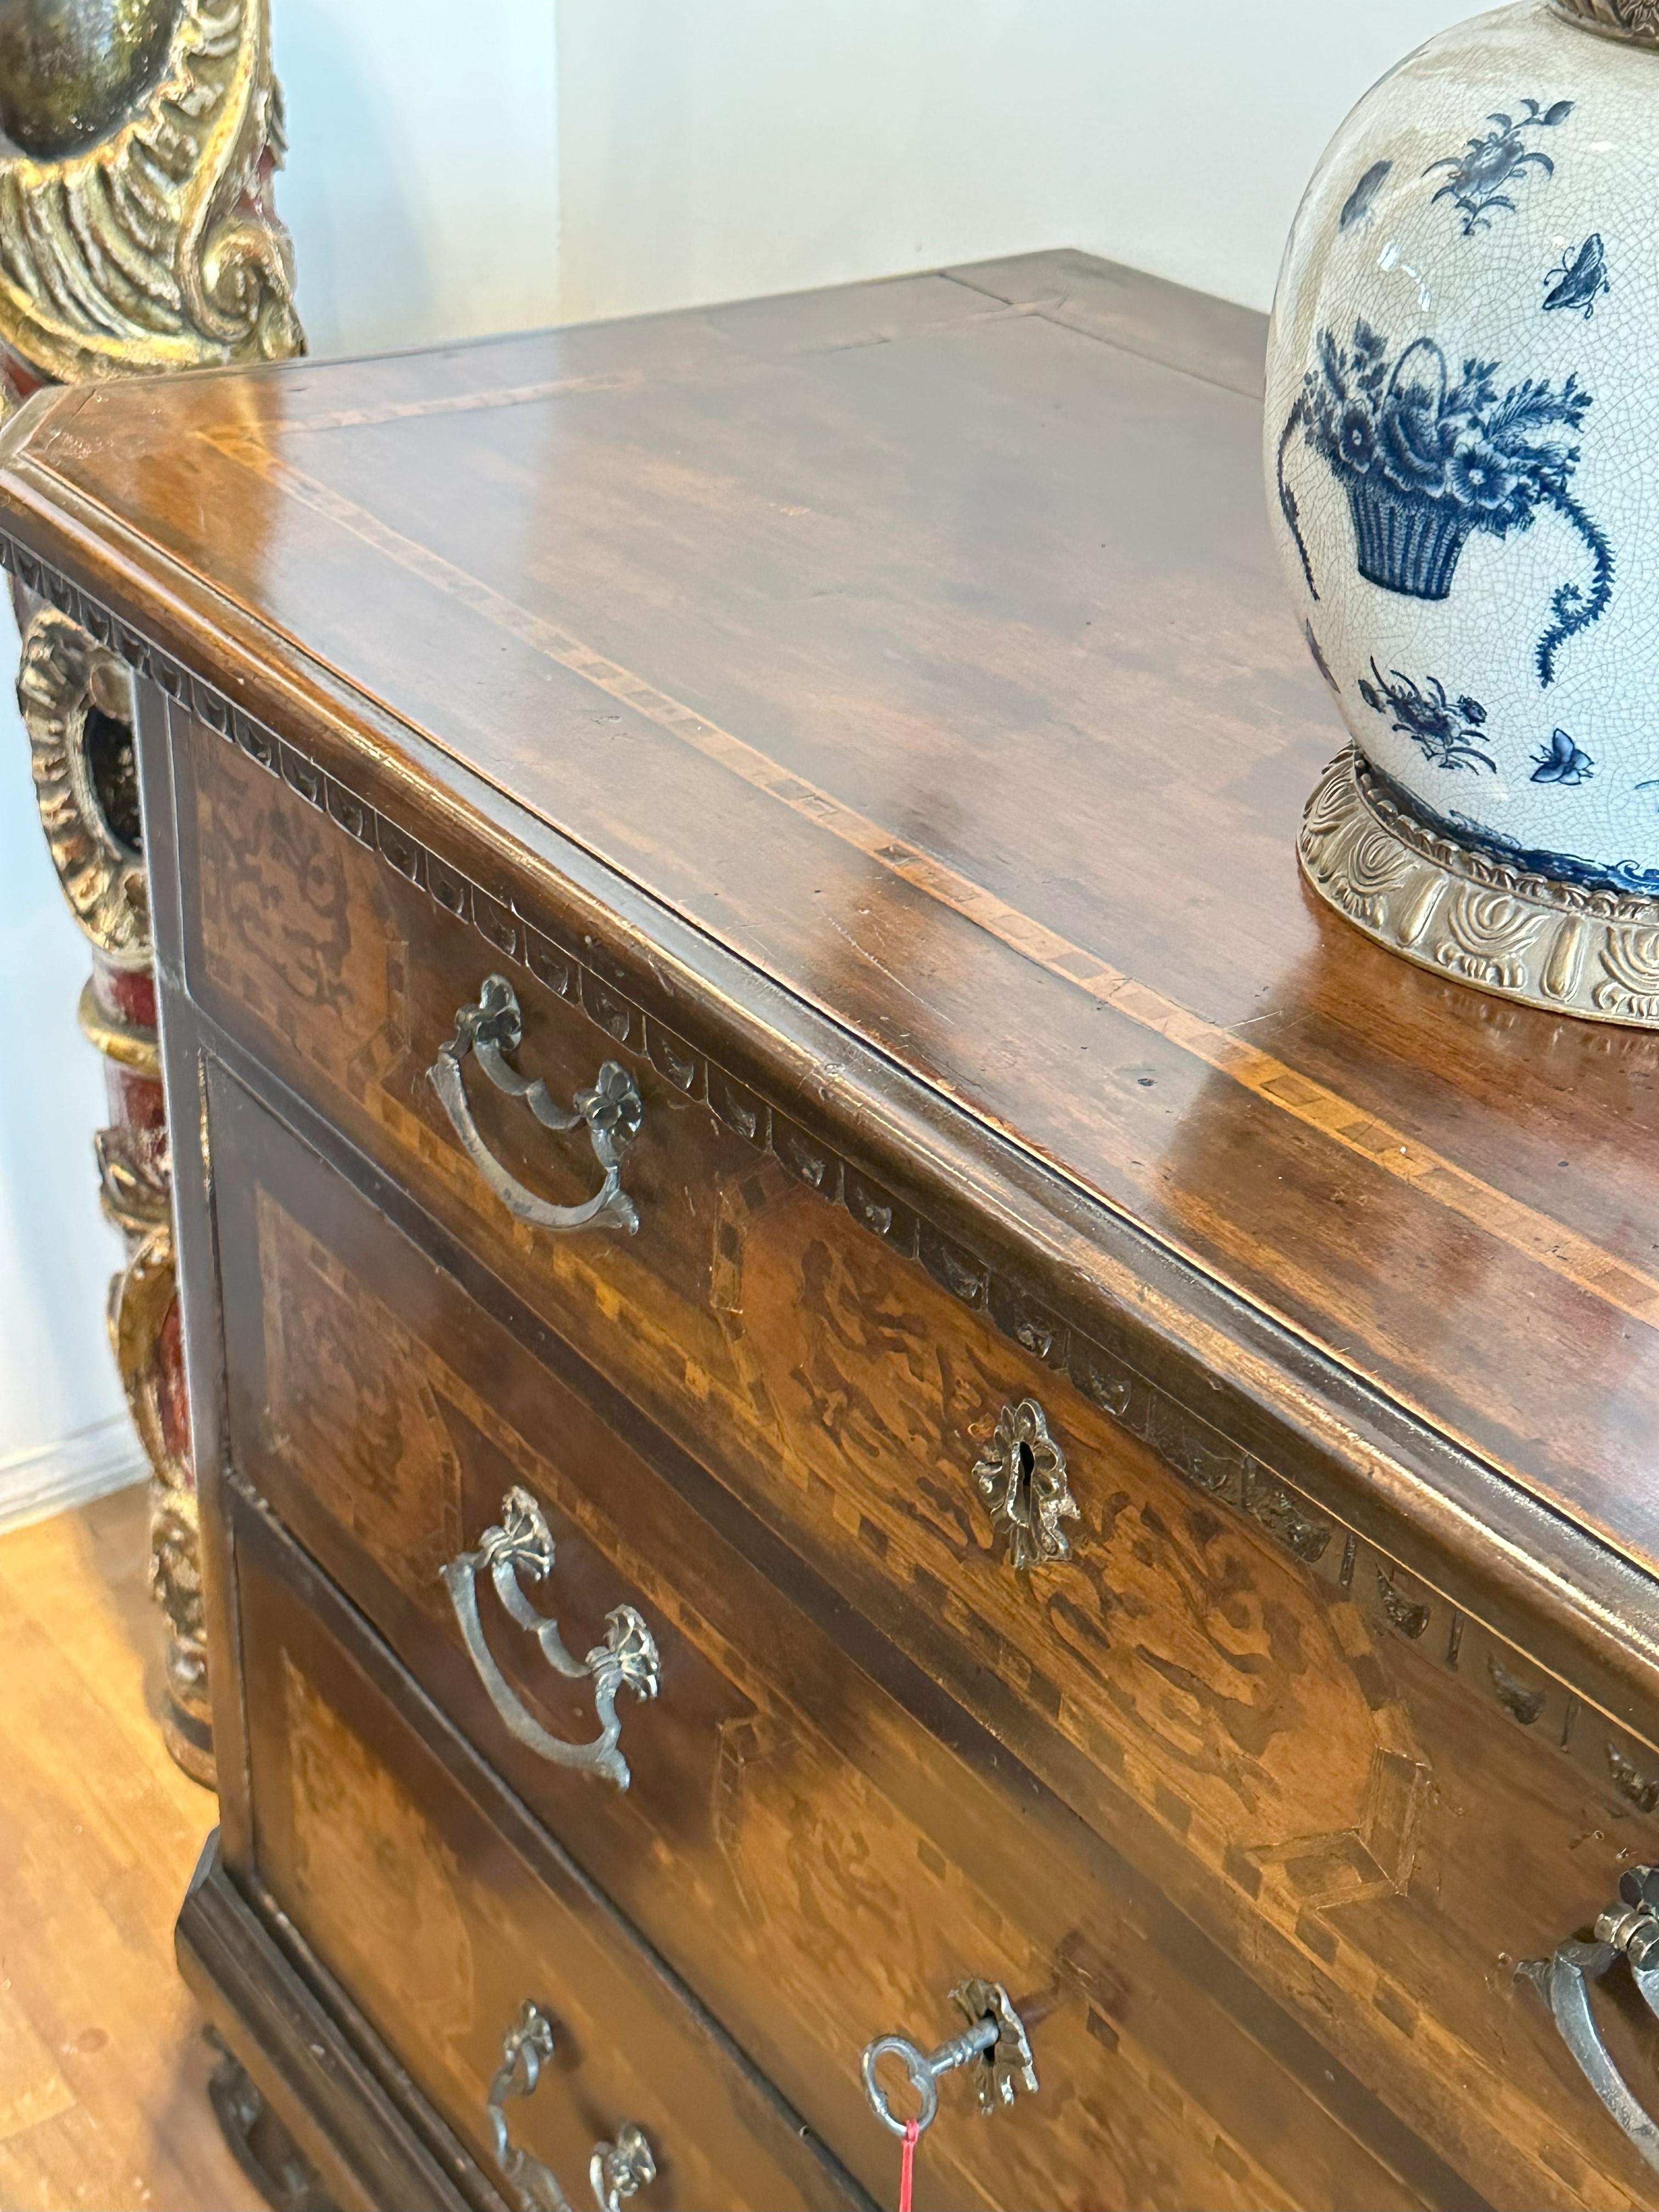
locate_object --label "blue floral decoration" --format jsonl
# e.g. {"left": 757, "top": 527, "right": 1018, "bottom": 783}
{"left": 1425, "top": 98, "right": 1573, "bottom": 235}
{"left": 1544, "top": 234, "right": 1609, "bottom": 320}
{"left": 1358, "top": 661, "right": 1496, "bottom": 774}
{"left": 1277, "top": 320, "right": 1613, "bottom": 686}
{"left": 1368, "top": 766, "right": 1659, "bottom": 898}
{"left": 1443, "top": 808, "right": 1659, "bottom": 899}
{"left": 1530, "top": 728, "right": 1594, "bottom": 785}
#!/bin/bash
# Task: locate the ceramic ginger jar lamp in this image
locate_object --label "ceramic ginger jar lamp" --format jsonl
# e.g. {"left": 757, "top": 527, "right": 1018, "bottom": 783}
{"left": 1267, "top": 0, "right": 1659, "bottom": 1023}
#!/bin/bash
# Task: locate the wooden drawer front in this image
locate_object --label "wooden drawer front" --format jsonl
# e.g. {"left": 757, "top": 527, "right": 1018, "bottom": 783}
{"left": 208, "top": 1062, "right": 1443, "bottom": 2212}
{"left": 207, "top": 1060, "right": 1659, "bottom": 2212}
{"left": 180, "top": 716, "right": 771, "bottom": 1479}
{"left": 232, "top": 1500, "right": 861, "bottom": 2212}
{"left": 184, "top": 713, "right": 1659, "bottom": 2209}
{"left": 706, "top": 1174, "right": 1659, "bottom": 2212}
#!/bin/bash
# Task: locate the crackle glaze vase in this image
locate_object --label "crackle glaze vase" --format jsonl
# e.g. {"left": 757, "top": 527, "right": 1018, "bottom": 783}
{"left": 1267, "top": 0, "right": 1659, "bottom": 1024}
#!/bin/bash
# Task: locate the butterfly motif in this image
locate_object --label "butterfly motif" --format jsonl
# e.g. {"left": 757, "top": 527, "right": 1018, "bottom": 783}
{"left": 1339, "top": 160, "right": 1393, "bottom": 232}
{"left": 1530, "top": 728, "right": 1594, "bottom": 785}
{"left": 1543, "top": 233, "right": 1610, "bottom": 320}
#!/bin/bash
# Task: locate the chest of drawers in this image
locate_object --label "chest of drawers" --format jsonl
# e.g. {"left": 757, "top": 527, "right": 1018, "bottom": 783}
{"left": 10, "top": 250, "right": 1659, "bottom": 2211}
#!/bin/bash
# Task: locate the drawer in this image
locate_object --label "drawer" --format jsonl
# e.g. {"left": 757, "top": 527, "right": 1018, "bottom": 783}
{"left": 230, "top": 1491, "right": 862, "bottom": 2212}
{"left": 208, "top": 1061, "right": 1440, "bottom": 2212}
{"left": 187, "top": 710, "right": 1659, "bottom": 2207}
{"left": 698, "top": 1176, "right": 1659, "bottom": 2212}
{"left": 179, "top": 713, "right": 767, "bottom": 1468}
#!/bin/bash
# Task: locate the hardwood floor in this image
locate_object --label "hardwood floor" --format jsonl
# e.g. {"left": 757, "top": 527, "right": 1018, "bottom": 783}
{"left": 0, "top": 1481, "right": 257, "bottom": 2212}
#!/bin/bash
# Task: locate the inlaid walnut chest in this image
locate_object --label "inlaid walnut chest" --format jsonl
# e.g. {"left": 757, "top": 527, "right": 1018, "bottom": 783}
{"left": 9, "top": 250, "right": 1659, "bottom": 2212}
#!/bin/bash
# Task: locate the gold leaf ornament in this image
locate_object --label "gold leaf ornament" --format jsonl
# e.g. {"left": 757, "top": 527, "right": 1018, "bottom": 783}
{"left": 0, "top": 0, "right": 303, "bottom": 382}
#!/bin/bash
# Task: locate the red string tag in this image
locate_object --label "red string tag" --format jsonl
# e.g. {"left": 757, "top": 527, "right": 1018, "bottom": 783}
{"left": 898, "top": 2118, "right": 919, "bottom": 2212}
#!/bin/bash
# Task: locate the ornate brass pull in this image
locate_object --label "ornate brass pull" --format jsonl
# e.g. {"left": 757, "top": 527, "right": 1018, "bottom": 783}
{"left": 860, "top": 1979, "right": 1037, "bottom": 2140}
{"left": 973, "top": 1400, "right": 1077, "bottom": 1570}
{"left": 487, "top": 2002, "right": 657, "bottom": 2212}
{"left": 1523, "top": 1866, "right": 1659, "bottom": 2172}
{"left": 428, "top": 974, "right": 642, "bottom": 1236}
{"left": 441, "top": 1488, "right": 659, "bottom": 1791}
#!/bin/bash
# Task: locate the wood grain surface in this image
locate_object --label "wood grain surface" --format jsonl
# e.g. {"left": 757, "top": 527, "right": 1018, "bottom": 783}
{"left": 3, "top": 252, "right": 1656, "bottom": 1616}
{"left": 0, "top": 1485, "right": 254, "bottom": 2212}
{"left": 166, "top": 656, "right": 1659, "bottom": 1818}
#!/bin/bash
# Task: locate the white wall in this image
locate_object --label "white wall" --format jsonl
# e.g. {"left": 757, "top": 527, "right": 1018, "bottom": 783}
{"left": 555, "top": 0, "right": 1476, "bottom": 326}
{"left": 0, "top": 725, "right": 139, "bottom": 1509}
{"left": 274, "top": 0, "right": 560, "bottom": 359}
{"left": 0, "top": 0, "right": 1482, "bottom": 1517}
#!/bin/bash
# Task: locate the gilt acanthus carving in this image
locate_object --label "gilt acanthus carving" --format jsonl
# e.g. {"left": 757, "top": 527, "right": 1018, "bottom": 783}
{"left": 19, "top": 606, "right": 149, "bottom": 961}
{"left": 0, "top": 0, "right": 303, "bottom": 387}
{"left": 110, "top": 1215, "right": 209, "bottom": 1781}
{"left": 0, "top": 0, "right": 305, "bottom": 1797}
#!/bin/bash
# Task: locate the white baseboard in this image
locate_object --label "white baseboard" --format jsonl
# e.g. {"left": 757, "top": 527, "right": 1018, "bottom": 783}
{"left": 0, "top": 1414, "right": 149, "bottom": 1536}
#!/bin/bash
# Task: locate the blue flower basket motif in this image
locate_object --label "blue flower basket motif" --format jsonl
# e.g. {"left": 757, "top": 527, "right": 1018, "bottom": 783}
{"left": 1347, "top": 475, "right": 1472, "bottom": 601}
{"left": 1277, "top": 321, "right": 1614, "bottom": 685}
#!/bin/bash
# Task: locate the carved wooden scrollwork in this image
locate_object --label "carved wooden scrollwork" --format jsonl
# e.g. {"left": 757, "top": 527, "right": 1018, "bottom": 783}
{"left": 18, "top": 597, "right": 210, "bottom": 1776}
{"left": 109, "top": 1216, "right": 212, "bottom": 1782}
{"left": 3, "top": 0, "right": 304, "bottom": 1790}
{"left": 19, "top": 605, "right": 149, "bottom": 962}
{"left": 0, "top": 0, "right": 303, "bottom": 388}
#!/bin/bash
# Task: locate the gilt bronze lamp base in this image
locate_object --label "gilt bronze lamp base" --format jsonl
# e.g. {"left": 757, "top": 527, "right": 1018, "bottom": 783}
{"left": 1301, "top": 747, "right": 1659, "bottom": 1025}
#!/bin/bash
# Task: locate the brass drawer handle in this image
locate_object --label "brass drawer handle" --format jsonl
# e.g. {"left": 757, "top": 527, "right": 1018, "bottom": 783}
{"left": 487, "top": 2002, "right": 657, "bottom": 2212}
{"left": 1525, "top": 1866, "right": 1659, "bottom": 2172}
{"left": 860, "top": 1978, "right": 1037, "bottom": 2140}
{"left": 429, "top": 974, "right": 642, "bottom": 1236}
{"left": 442, "top": 1487, "right": 660, "bottom": 1792}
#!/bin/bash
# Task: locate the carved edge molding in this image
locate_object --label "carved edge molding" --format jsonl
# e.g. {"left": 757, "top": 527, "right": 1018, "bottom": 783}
{"left": 1300, "top": 746, "right": 1659, "bottom": 1024}
{"left": 1551, "top": 0, "right": 1659, "bottom": 44}
{"left": 7, "top": 532, "right": 1655, "bottom": 1822}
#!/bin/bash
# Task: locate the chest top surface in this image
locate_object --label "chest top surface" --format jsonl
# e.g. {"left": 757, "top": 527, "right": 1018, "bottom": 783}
{"left": 5, "top": 247, "right": 1656, "bottom": 1609}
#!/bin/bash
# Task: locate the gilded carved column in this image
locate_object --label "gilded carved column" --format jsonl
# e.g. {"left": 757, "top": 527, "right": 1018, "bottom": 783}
{"left": 1, "top": 0, "right": 304, "bottom": 1786}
